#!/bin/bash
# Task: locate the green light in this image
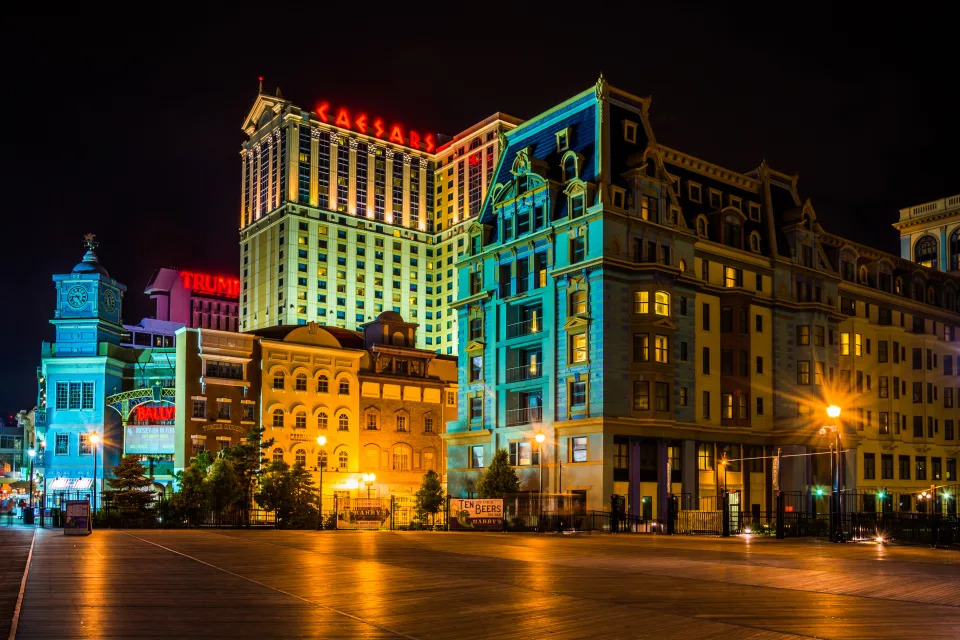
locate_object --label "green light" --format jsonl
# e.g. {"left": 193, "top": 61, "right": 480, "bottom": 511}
{"left": 877, "top": 491, "right": 886, "bottom": 499}
{"left": 815, "top": 487, "right": 825, "bottom": 497}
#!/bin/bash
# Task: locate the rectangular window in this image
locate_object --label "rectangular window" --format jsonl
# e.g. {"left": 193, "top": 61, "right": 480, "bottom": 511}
{"left": 469, "top": 396, "right": 482, "bottom": 420}
{"left": 82, "top": 382, "right": 94, "bottom": 410}
{"left": 572, "top": 437, "right": 588, "bottom": 463}
{"left": 633, "top": 333, "right": 649, "bottom": 362}
{"left": 55, "top": 433, "right": 69, "bottom": 455}
{"left": 721, "top": 393, "right": 733, "bottom": 419}
{"left": 471, "top": 446, "right": 484, "bottom": 468}
{"left": 947, "top": 420, "right": 955, "bottom": 440}
{"left": 79, "top": 433, "right": 92, "bottom": 456}
{"left": 679, "top": 387, "right": 688, "bottom": 406}
{"left": 841, "top": 332, "right": 850, "bottom": 355}
{"left": 633, "top": 381, "right": 650, "bottom": 411}
{"left": 655, "top": 382, "right": 669, "bottom": 412}
{"left": 509, "top": 441, "right": 533, "bottom": 466}
{"left": 702, "top": 391, "right": 711, "bottom": 419}
{"left": 723, "top": 266, "right": 743, "bottom": 288}
{"left": 570, "top": 333, "right": 588, "bottom": 363}
{"left": 242, "top": 403, "right": 255, "bottom": 422}
{"left": 702, "top": 347, "right": 710, "bottom": 375}
{"left": 797, "top": 360, "right": 811, "bottom": 385}
{"left": 756, "top": 356, "right": 763, "bottom": 374}
{"left": 863, "top": 453, "right": 876, "bottom": 480}
{"left": 878, "top": 340, "right": 888, "bottom": 363}
{"left": 815, "top": 325, "right": 824, "bottom": 346}
{"left": 654, "top": 335, "right": 669, "bottom": 363}
{"left": 570, "top": 235, "right": 585, "bottom": 262}
{"left": 913, "top": 347, "right": 922, "bottom": 369}
{"left": 702, "top": 303, "right": 710, "bottom": 330}
{"left": 913, "top": 415, "right": 923, "bottom": 437}
{"left": 899, "top": 455, "right": 911, "bottom": 480}
{"left": 855, "top": 333, "right": 863, "bottom": 356}
{"left": 881, "top": 454, "right": 893, "bottom": 479}
{"left": 879, "top": 376, "right": 888, "bottom": 399}
{"left": 634, "top": 291, "right": 649, "bottom": 314}
{"left": 69, "top": 382, "right": 81, "bottom": 409}
{"left": 217, "top": 400, "right": 231, "bottom": 421}
{"left": 913, "top": 381, "right": 922, "bottom": 404}
{"left": 756, "top": 396, "right": 764, "bottom": 415}
{"left": 721, "top": 350, "right": 733, "bottom": 375}
{"left": 756, "top": 314, "right": 763, "bottom": 333}
{"left": 698, "top": 443, "right": 714, "bottom": 471}
{"left": 916, "top": 456, "right": 927, "bottom": 481}
{"left": 797, "top": 325, "right": 810, "bottom": 345}
{"left": 570, "top": 381, "right": 587, "bottom": 407}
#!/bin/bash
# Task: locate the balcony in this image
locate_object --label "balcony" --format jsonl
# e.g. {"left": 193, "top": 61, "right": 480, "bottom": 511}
{"left": 505, "top": 361, "right": 542, "bottom": 383}
{"left": 506, "top": 316, "right": 542, "bottom": 339}
{"left": 506, "top": 406, "right": 542, "bottom": 427}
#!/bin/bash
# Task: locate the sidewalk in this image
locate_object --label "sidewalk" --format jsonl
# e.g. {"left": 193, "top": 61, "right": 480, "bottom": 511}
{"left": 0, "top": 526, "right": 34, "bottom": 639}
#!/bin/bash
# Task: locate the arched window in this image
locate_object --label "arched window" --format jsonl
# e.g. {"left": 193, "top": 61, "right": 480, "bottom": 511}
{"left": 950, "top": 229, "right": 960, "bottom": 271}
{"left": 915, "top": 235, "right": 938, "bottom": 268}
{"left": 317, "top": 412, "right": 328, "bottom": 430}
{"left": 295, "top": 449, "right": 306, "bottom": 466}
{"left": 295, "top": 373, "right": 307, "bottom": 391}
{"left": 723, "top": 215, "right": 741, "bottom": 249}
{"left": 750, "top": 232, "right": 760, "bottom": 253}
{"left": 654, "top": 291, "right": 670, "bottom": 316}
{"left": 563, "top": 155, "right": 577, "bottom": 182}
{"left": 272, "top": 408, "right": 284, "bottom": 428}
{"left": 338, "top": 450, "right": 348, "bottom": 470}
{"left": 339, "top": 379, "right": 350, "bottom": 395}
{"left": 393, "top": 444, "right": 412, "bottom": 471}
{"left": 338, "top": 414, "right": 349, "bottom": 431}
{"left": 295, "top": 411, "right": 306, "bottom": 429}
{"left": 317, "top": 450, "right": 327, "bottom": 469}
{"left": 317, "top": 374, "right": 329, "bottom": 393}
{"left": 272, "top": 447, "right": 284, "bottom": 463}
{"left": 273, "top": 371, "right": 285, "bottom": 390}
{"left": 895, "top": 277, "right": 903, "bottom": 294}
{"left": 927, "top": 287, "right": 936, "bottom": 304}
{"left": 696, "top": 216, "right": 707, "bottom": 238}
{"left": 859, "top": 266, "right": 869, "bottom": 284}
{"left": 570, "top": 289, "right": 587, "bottom": 315}
{"left": 364, "top": 446, "right": 379, "bottom": 471}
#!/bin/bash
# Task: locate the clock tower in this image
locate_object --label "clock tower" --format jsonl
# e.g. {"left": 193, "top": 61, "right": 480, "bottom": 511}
{"left": 51, "top": 234, "right": 127, "bottom": 356}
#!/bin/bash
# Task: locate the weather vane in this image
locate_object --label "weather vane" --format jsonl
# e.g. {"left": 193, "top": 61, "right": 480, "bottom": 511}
{"left": 83, "top": 233, "right": 98, "bottom": 251}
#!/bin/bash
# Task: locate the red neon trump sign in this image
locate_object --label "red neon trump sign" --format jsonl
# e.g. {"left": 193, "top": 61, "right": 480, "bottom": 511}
{"left": 179, "top": 271, "right": 240, "bottom": 299}
{"left": 315, "top": 101, "right": 435, "bottom": 153}
{"left": 135, "top": 405, "right": 175, "bottom": 422}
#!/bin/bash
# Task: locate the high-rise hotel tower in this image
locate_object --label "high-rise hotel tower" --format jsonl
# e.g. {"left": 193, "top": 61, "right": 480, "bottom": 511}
{"left": 239, "top": 87, "right": 519, "bottom": 353}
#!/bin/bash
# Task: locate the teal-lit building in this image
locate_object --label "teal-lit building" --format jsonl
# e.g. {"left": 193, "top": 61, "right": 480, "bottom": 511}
{"left": 446, "top": 77, "right": 960, "bottom": 517}
{"left": 37, "top": 237, "right": 128, "bottom": 505}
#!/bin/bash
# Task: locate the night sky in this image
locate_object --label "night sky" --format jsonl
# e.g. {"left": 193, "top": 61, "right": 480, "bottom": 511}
{"left": 1, "top": 8, "right": 957, "bottom": 412}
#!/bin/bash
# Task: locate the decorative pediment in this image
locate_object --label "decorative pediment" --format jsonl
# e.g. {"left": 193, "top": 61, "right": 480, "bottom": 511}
{"left": 562, "top": 316, "right": 590, "bottom": 330}
{"left": 652, "top": 317, "right": 677, "bottom": 330}
{"left": 242, "top": 93, "right": 289, "bottom": 136}
{"left": 465, "top": 340, "right": 485, "bottom": 354}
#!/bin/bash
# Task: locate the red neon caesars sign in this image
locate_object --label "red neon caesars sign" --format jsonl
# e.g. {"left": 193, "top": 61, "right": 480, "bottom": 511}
{"left": 179, "top": 271, "right": 240, "bottom": 299}
{"left": 315, "top": 102, "right": 435, "bottom": 153}
{"left": 135, "top": 405, "right": 175, "bottom": 422}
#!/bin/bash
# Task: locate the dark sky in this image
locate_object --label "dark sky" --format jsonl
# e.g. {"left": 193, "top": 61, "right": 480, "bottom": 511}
{"left": 1, "top": 7, "right": 958, "bottom": 411}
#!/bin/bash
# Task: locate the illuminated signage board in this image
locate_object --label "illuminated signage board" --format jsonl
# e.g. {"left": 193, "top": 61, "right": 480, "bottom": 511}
{"left": 315, "top": 101, "right": 435, "bottom": 153}
{"left": 125, "top": 426, "right": 175, "bottom": 455}
{"left": 135, "top": 405, "right": 175, "bottom": 422}
{"left": 179, "top": 271, "right": 240, "bottom": 299}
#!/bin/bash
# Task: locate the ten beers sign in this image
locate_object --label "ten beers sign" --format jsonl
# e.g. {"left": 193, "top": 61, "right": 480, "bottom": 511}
{"left": 449, "top": 498, "right": 503, "bottom": 531}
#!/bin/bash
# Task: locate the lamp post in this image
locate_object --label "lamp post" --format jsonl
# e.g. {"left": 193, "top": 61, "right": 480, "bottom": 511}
{"left": 362, "top": 473, "right": 376, "bottom": 499}
{"left": 535, "top": 432, "right": 545, "bottom": 496}
{"left": 820, "top": 405, "right": 842, "bottom": 543}
{"left": 316, "top": 436, "right": 326, "bottom": 530}
{"left": 27, "top": 448, "right": 36, "bottom": 514}
{"left": 89, "top": 432, "right": 100, "bottom": 518}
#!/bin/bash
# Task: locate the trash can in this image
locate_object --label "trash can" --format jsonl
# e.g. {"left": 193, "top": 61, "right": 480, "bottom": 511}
{"left": 23, "top": 508, "right": 35, "bottom": 525}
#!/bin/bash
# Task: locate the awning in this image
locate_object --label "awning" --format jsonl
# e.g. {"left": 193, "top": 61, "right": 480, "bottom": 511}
{"left": 48, "top": 478, "right": 92, "bottom": 490}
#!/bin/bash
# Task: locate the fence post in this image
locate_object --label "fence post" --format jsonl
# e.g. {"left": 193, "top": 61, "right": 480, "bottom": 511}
{"left": 445, "top": 495, "right": 450, "bottom": 532}
{"left": 721, "top": 491, "right": 730, "bottom": 537}
{"left": 390, "top": 494, "right": 395, "bottom": 531}
{"left": 333, "top": 493, "right": 338, "bottom": 531}
{"left": 776, "top": 491, "right": 784, "bottom": 539}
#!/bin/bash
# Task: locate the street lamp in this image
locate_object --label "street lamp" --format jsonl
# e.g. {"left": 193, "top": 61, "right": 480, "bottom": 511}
{"left": 27, "top": 448, "right": 36, "bottom": 515}
{"left": 316, "top": 435, "right": 326, "bottom": 530}
{"left": 819, "top": 405, "right": 843, "bottom": 543}
{"left": 89, "top": 432, "right": 100, "bottom": 518}
{"left": 362, "top": 473, "right": 376, "bottom": 499}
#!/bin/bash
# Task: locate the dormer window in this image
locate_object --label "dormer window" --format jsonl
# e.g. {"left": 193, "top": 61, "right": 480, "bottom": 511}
{"left": 709, "top": 189, "right": 722, "bottom": 209}
{"left": 729, "top": 195, "right": 742, "bottom": 211}
{"left": 748, "top": 202, "right": 761, "bottom": 221}
{"left": 563, "top": 155, "right": 577, "bottom": 182}
{"left": 914, "top": 235, "right": 938, "bottom": 268}
{"left": 688, "top": 182, "right": 702, "bottom": 203}
{"left": 722, "top": 215, "right": 742, "bottom": 249}
{"left": 696, "top": 216, "right": 708, "bottom": 238}
{"left": 570, "top": 193, "right": 585, "bottom": 219}
{"left": 612, "top": 187, "right": 625, "bottom": 209}
{"left": 623, "top": 120, "right": 637, "bottom": 144}
{"left": 556, "top": 128, "right": 570, "bottom": 153}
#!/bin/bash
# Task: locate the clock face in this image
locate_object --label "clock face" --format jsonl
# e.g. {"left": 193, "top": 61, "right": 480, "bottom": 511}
{"left": 66, "top": 286, "right": 88, "bottom": 308}
{"left": 101, "top": 288, "right": 117, "bottom": 313}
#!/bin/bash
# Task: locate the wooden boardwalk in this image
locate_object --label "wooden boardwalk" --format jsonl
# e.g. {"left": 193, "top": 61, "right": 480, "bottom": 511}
{"left": 13, "top": 528, "right": 960, "bottom": 639}
{"left": 0, "top": 527, "right": 34, "bottom": 640}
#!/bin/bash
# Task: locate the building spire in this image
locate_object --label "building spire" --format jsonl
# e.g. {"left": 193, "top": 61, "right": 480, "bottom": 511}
{"left": 258, "top": 75, "right": 264, "bottom": 94}
{"left": 83, "top": 232, "right": 98, "bottom": 252}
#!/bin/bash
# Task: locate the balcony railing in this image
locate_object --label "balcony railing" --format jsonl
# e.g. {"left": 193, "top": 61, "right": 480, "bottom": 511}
{"left": 506, "top": 315, "right": 542, "bottom": 339}
{"left": 505, "top": 362, "right": 542, "bottom": 383}
{"left": 506, "top": 406, "right": 542, "bottom": 427}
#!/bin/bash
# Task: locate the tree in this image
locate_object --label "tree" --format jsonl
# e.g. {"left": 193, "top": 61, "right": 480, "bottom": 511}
{"left": 223, "top": 426, "right": 274, "bottom": 527}
{"left": 170, "top": 461, "right": 207, "bottom": 526}
{"left": 104, "top": 454, "right": 155, "bottom": 515}
{"left": 254, "top": 461, "right": 318, "bottom": 529}
{"left": 205, "top": 457, "right": 242, "bottom": 526}
{"left": 476, "top": 448, "right": 519, "bottom": 498}
{"left": 414, "top": 470, "right": 445, "bottom": 528}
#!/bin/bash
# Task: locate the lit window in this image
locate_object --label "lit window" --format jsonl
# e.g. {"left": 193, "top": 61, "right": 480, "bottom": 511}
{"left": 295, "top": 449, "right": 306, "bottom": 466}
{"left": 571, "top": 334, "right": 588, "bottom": 363}
{"left": 272, "top": 447, "right": 284, "bottom": 463}
{"left": 272, "top": 408, "right": 284, "bottom": 428}
{"left": 294, "top": 411, "right": 306, "bottom": 429}
{"left": 317, "top": 412, "right": 328, "bottom": 430}
{"left": 572, "top": 436, "right": 588, "bottom": 462}
{"left": 570, "top": 289, "right": 587, "bottom": 315}
{"left": 273, "top": 372, "right": 285, "bottom": 389}
{"left": 654, "top": 291, "right": 670, "bottom": 316}
{"left": 634, "top": 291, "right": 649, "bottom": 314}
{"left": 295, "top": 373, "right": 307, "bottom": 391}
{"left": 841, "top": 332, "right": 850, "bottom": 355}
{"left": 338, "top": 414, "right": 349, "bottom": 431}
{"left": 339, "top": 379, "right": 350, "bottom": 395}
{"left": 654, "top": 335, "right": 669, "bottom": 363}
{"left": 317, "top": 375, "right": 328, "bottom": 393}
{"left": 338, "top": 450, "right": 348, "bottom": 469}
{"left": 855, "top": 333, "right": 863, "bottom": 357}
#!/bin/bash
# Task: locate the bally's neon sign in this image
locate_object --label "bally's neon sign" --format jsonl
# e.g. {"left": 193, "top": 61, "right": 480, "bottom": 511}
{"left": 316, "top": 102, "right": 436, "bottom": 153}
{"left": 179, "top": 271, "right": 241, "bottom": 299}
{"left": 135, "top": 405, "right": 175, "bottom": 422}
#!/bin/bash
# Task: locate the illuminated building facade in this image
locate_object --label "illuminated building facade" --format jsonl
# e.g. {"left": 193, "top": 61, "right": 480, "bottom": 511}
{"left": 894, "top": 193, "right": 960, "bottom": 272}
{"left": 238, "top": 88, "right": 519, "bottom": 354}
{"left": 145, "top": 267, "right": 240, "bottom": 331}
{"left": 445, "top": 78, "right": 960, "bottom": 517}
